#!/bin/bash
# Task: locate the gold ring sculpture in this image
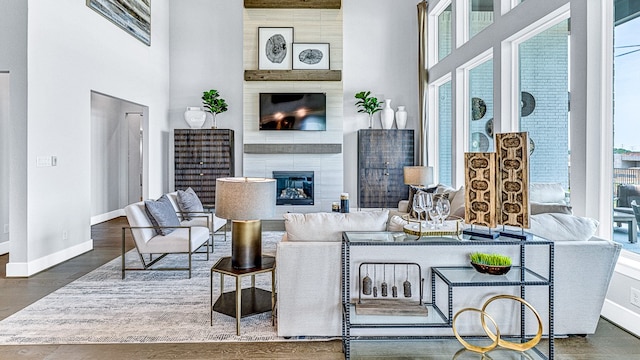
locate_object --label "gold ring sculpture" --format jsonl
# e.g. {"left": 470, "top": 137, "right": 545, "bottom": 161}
{"left": 452, "top": 307, "right": 500, "bottom": 353}
{"left": 453, "top": 294, "right": 543, "bottom": 353}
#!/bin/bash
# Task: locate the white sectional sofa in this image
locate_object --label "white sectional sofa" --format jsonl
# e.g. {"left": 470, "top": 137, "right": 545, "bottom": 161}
{"left": 275, "top": 210, "right": 621, "bottom": 337}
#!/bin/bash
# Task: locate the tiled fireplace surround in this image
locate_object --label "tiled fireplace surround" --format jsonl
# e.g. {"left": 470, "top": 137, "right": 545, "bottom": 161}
{"left": 242, "top": 8, "right": 344, "bottom": 217}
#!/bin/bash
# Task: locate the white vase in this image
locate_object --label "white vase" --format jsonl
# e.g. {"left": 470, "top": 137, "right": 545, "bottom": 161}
{"left": 183, "top": 107, "right": 206, "bottom": 129}
{"left": 380, "top": 99, "right": 394, "bottom": 129}
{"left": 396, "top": 106, "right": 408, "bottom": 129}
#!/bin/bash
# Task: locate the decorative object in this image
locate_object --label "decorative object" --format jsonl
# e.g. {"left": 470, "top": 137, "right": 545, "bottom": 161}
{"left": 469, "top": 252, "right": 512, "bottom": 275}
{"left": 332, "top": 202, "right": 340, "bottom": 212}
{"left": 471, "top": 132, "right": 490, "bottom": 152}
{"left": 521, "top": 91, "right": 536, "bottom": 117}
{"left": 202, "top": 89, "right": 228, "bottom": 129}
{"left": 258, "top": 27, "right": 294, "bottom": 70}
{"left": 86, "top": 0, "right": 150, "bottom": 46}
{"left": 496, "top": 132, "right": 531, "bottom": 240}
{"left": 485, "top": 118, "right": 493, "bottom": 137}
{"left": 471, "top": 97, "right": 486, "bottom": 120}
{"left": 354, "top": 91, "right": 383, "bottom": 129}
{"left": 292, "top": 43, "right": 329, "bottom": 70}
{"left": 463, "top": 152, "right": 499, "bottom": 239}
{"left": 380, "top": 99, "right": 395, "bottom": 129}
{"left": 215, "top": 177, "right": 276, "bottom": 269}
{"left": 183, "top": 107, "right": 206, "bottom": 129}
{"left": 395, "top": 106, "right": 408, "bottom": 129}
{"left": 340, "top": 193, "right": 349, "bottom": 213}
{"left": 453, "top": 294, "right": 543, "bottom": 353}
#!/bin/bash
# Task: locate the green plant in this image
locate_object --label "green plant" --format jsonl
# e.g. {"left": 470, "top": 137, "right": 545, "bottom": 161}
{"left": 469, "top": 252, "right": 512, "bottom": 267}
{"left": 202, "top": 89, "right": 228, "bottom": 128}
{"left": 355, "top": 91, "right": 383, "bottom": 128}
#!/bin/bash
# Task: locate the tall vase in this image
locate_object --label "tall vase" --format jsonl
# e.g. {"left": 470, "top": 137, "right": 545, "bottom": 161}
{"left": 380, "top": 99, "right": 394, "bottom": 129}
{"left": 368, "top": 113, "right": 374, "bottom": 129}
{"left": 396, "top": 106, "right": 408, "bottom": 129}
{"left": 211, "top": 113, "right": 218, "bottom": 129}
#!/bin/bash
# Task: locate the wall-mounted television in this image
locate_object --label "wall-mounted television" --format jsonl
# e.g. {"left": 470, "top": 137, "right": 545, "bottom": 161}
{"left": 259, "top": 93, "right": 326, "bottom": 131}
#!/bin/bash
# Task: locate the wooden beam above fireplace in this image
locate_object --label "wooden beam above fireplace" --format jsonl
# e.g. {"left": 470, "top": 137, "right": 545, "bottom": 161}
{"left": 244, "top": 143, "right": 342, "bottom": 154}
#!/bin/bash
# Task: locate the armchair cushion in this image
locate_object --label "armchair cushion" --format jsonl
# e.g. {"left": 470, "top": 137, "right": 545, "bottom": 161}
{"left": 617, "top": 184, "right": 640, "bottom": 208}
{"left": 530, "top": 183, "right": 566, "bottom": 204}
{"left": 176, "top": 187, "right": 204, "bottom": 221}
{"left": 283, "top": 210, "right": 389, "bottom": 241}
{"left": 144, "top": 195, "right": 181, "bottom": 236}
{"left": 530, "top": 202, "right": 573, "bottom": 215}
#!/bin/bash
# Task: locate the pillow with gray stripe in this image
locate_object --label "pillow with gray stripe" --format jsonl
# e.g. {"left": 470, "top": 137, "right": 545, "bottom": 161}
{"left": 177, "top": 187, "right": 204, "bottom": 221}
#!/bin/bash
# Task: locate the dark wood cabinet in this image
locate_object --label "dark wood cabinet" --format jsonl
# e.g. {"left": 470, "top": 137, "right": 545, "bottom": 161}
{"left": 174, "top": 129, "right": 235, "bottom": 206}
{"left": 358, "top": 129, "right": 414, "bottom": 208}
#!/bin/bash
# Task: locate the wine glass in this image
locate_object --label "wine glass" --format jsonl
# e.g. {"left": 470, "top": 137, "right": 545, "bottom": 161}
{"left": 412, "top": 194, "right": 426, "bottom": 224}
{"left": 428, "top": 200, "right": 442, "bottom": 229}
{"left": 439, "top": 198, "right": 451, "bottom": 227}
{"left": 423, "top": 192, "right": 433, "bottom": 228}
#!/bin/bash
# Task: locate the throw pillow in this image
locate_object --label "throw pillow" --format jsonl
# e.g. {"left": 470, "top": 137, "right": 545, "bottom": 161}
{"left": 177, "top": 187, "right": 204, "bottom": 221}
{"left": 145, "top": 194, "right": 181, "bottom": 236}
{"left": 388, "top": 215, "right": 409, "bottom": 232}
{"left": 406, "top": 185, "right": 437, "bottom": 219}
{"left": 284, "top": 210, "right": 389, "bottom": 241}
{"left": 528, "top": 213, "right": 598, "bottom": 241}
{"left": 530, "top": 201, "right": 573, "bottom": 215}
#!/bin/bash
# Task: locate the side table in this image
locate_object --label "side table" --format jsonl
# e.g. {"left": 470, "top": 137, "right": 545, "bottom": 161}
{"left": 613, "top": 211, "right": 637, "bottom": 243}
{"left": 210, "top": 255, "right": 276, "bottom": 335}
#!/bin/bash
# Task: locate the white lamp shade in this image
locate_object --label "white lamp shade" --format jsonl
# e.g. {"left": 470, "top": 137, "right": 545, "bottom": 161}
{"left": 215, "top": 177, "right": 276, "bottom": 220}
{"left": 403, "top": 166, "right": 434, "bottom": 186}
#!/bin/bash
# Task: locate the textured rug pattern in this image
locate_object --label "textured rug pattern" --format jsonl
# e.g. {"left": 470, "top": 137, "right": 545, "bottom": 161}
{"left": 0, "top": 232, "right": 295, "bottom": 345}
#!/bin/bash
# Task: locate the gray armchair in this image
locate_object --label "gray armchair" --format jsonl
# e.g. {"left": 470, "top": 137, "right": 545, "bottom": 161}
{"left": 615, "top": 184, "right": 640, "bottom": 214}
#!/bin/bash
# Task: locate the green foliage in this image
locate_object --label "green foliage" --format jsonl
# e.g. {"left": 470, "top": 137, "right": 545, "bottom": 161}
{"left": 202, "top": 89, "right": 228, "bottom": 115}
{"left": 354, "top": 91, "right": 383, "bottom": 115}
{"left": 469, "top": 252, "right": 512, "bottom": 266}
{"left": 614, "top": 148, "right": 631, "bottom": 154}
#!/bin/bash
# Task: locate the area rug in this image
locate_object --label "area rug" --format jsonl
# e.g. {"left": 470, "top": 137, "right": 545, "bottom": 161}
{"left": 0, "top": 231, "right": 320, "bottom": 345}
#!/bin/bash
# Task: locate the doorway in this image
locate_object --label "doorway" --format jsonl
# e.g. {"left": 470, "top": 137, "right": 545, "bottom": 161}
{"left": 90, "top": 91, "right": 147, "bottom": 224}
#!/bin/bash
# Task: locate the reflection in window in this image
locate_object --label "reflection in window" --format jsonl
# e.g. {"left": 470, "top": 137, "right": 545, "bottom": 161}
{"left": 470, "top": 0, "right": 494, "bottom": 39}
{"left": 438, "top": 81, "right": 453, "bottom": 186}
{"left": 519, "top": 20, "right": 570, "bottom": 188}
{"left": 438, "top": 4, "right": 453, "bottom": 61}
{"left": 469, "top": 59, "right": 494, "bottom": 152}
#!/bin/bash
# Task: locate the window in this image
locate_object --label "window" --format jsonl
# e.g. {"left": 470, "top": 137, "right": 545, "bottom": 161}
{"left": 468, "top": 59, "right": 494, "bottom": 153}
{"left": 438, "top": 4, "right": 453, "bottom": 61}
{"left": 437, "top": 80, "right": 453, "bottom": 186}
{"left": 469, "top": 0, "right": 494, "bottom": 39}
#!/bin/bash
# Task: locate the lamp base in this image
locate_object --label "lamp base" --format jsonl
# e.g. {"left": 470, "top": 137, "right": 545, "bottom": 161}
{"left": 231, "top": 220, "right": 262, "bottom": 269}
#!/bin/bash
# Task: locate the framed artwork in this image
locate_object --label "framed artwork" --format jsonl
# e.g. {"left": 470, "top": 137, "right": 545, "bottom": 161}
{"left": 292, "top": 43, "right": 330, "bottom": 70}
{"left": 259, "top": 27, "right": 294, "bottom": 70}
{"left": 86, "top": 0, "right": 151, "bottom": 46}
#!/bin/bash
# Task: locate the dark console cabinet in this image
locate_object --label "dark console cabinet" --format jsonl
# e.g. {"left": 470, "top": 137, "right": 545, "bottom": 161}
{"left": 358, "top": 129, "right": 414, "bottom": 208}
{"left": 174, "top": 129, "right": 235, "bottom": 206}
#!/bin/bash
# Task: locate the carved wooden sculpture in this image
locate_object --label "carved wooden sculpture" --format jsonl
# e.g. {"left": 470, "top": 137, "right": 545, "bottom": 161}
{"left": 496, "top": 132, "right": 530, "bottom": 228}
{"left": 464, "top": 153, "right": 497, "bottom": 228}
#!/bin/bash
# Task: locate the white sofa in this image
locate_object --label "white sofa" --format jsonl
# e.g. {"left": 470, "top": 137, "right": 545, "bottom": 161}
{"left": 276, "top": 210, "right": 621, "bottom": 337}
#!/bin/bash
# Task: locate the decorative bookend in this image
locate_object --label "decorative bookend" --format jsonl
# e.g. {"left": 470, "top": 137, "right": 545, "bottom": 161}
{"left": 463, "top": 152, "right": 499, "bottom": 239}
{"left": 496, "top": 132, "right": 532, "bottom": 240}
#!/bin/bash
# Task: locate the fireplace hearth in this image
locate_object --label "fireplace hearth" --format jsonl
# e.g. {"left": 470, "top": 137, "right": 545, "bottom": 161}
{"left": 273, "top": 171, "right": 314, "bottom": 206}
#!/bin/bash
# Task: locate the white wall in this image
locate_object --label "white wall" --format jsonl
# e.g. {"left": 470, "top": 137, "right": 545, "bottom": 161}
{"left": 0, "top": 73, "right": 9, "bottom": 252}
{"left": 343, "top": 0, "right": 420, "bottom": 207}
{"left": 5, "top": 0, "right": 171, "bottom": 277}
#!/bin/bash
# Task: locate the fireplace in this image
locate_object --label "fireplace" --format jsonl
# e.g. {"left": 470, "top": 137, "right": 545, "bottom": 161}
{"left": 273, "top": 171, "right": 314, "bottom": 205}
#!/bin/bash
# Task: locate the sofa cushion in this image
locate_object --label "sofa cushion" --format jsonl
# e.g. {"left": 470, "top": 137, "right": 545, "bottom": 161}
{"left": 530, "top": 183, "right": 566, "bottom": 204}
{"left": 176, "top": 187, "right": 204, "bottom": 221}
{"left": 388, "top": 215, "right": 409, "bottom": 231}
{"left": 530, "top": 201, "right": 572, "bottom": 215}
{"left": 529, "top": 213, "right": 598, "bottom": 241}
{"left": 145, "top": 194, "right": 181, "bottom": 236}
{"left": 284, "top": 211, "right": 389, "bottom": 241}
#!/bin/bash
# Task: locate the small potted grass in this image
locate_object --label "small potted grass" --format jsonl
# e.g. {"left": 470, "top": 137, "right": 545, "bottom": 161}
{"left": 469, "top": 252, "right": 512, "bottom": 275}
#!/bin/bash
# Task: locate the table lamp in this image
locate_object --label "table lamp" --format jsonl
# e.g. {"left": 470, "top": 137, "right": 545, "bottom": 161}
{"left": 404, "top": 166, "right": 434, "bottom": 187}
{"left": 215, "top": 177, "right": 276, "bottom": 269}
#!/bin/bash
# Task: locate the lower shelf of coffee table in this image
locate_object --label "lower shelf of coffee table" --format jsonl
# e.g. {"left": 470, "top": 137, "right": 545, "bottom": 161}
{"left": 347, "top": 303, "right": 448, "bottom": 327}
{"left": 213, "top": 287, "right": 272, "bottom": 318}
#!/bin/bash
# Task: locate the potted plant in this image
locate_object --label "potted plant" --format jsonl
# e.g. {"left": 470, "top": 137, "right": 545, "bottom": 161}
{"left": 202, "top": 89, "right": 228, "bottom": 129}
{"left": 469, "top": 252, "right": 512, "bottom": 275}
{"left": 355, "top": 91, "right": 383, "bottom": 129}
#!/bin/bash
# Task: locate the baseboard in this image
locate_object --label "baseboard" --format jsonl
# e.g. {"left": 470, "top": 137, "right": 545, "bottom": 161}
{"left": 0, "top": 240, "right": 8, "bottom": 255}
{"left": 91, "top": 209, "right": 125, "bottom": 225}
{"left": 602, "top": 299, "right": 640, "bottom": 337}
{"left": 5, "top": 239, "right": 93, "bottom": 277}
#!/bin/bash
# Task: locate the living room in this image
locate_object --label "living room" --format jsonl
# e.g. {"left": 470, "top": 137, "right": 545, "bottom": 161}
{"left": 1, "top": 0, "right": 640, "bottom": 358}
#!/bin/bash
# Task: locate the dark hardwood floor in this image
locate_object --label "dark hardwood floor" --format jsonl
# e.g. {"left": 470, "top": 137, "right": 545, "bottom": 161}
{"left": 0, "top": 218, "right": 639, "bottom": 359}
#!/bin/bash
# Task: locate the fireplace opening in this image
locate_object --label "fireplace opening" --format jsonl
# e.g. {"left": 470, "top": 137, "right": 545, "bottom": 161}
{"left": 273, "top": 171, "right": 314, "bottom": 205}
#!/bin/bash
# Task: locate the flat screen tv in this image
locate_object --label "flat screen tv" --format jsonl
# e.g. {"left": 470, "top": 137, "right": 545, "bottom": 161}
{"left": 259, "top": 93, "right": 326, "bottom": 131}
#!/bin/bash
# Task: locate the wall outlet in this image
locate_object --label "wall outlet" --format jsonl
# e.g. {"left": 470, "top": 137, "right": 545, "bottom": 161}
{"left": 62, "top": 230, "right": 68, "bottom": 240}
{"left": 3, "top": 224, "right": 8, "bottom": 234}
{"left": 631, "top": 287, "right": 640, "bottom": 308}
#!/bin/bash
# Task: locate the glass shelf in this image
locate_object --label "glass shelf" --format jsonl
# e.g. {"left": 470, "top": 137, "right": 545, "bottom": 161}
{"left": 347, "top": 303, "right": 448, "bottom": 327}
{"left": 433, "top": 266, "right": 550, "bottom": 286}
